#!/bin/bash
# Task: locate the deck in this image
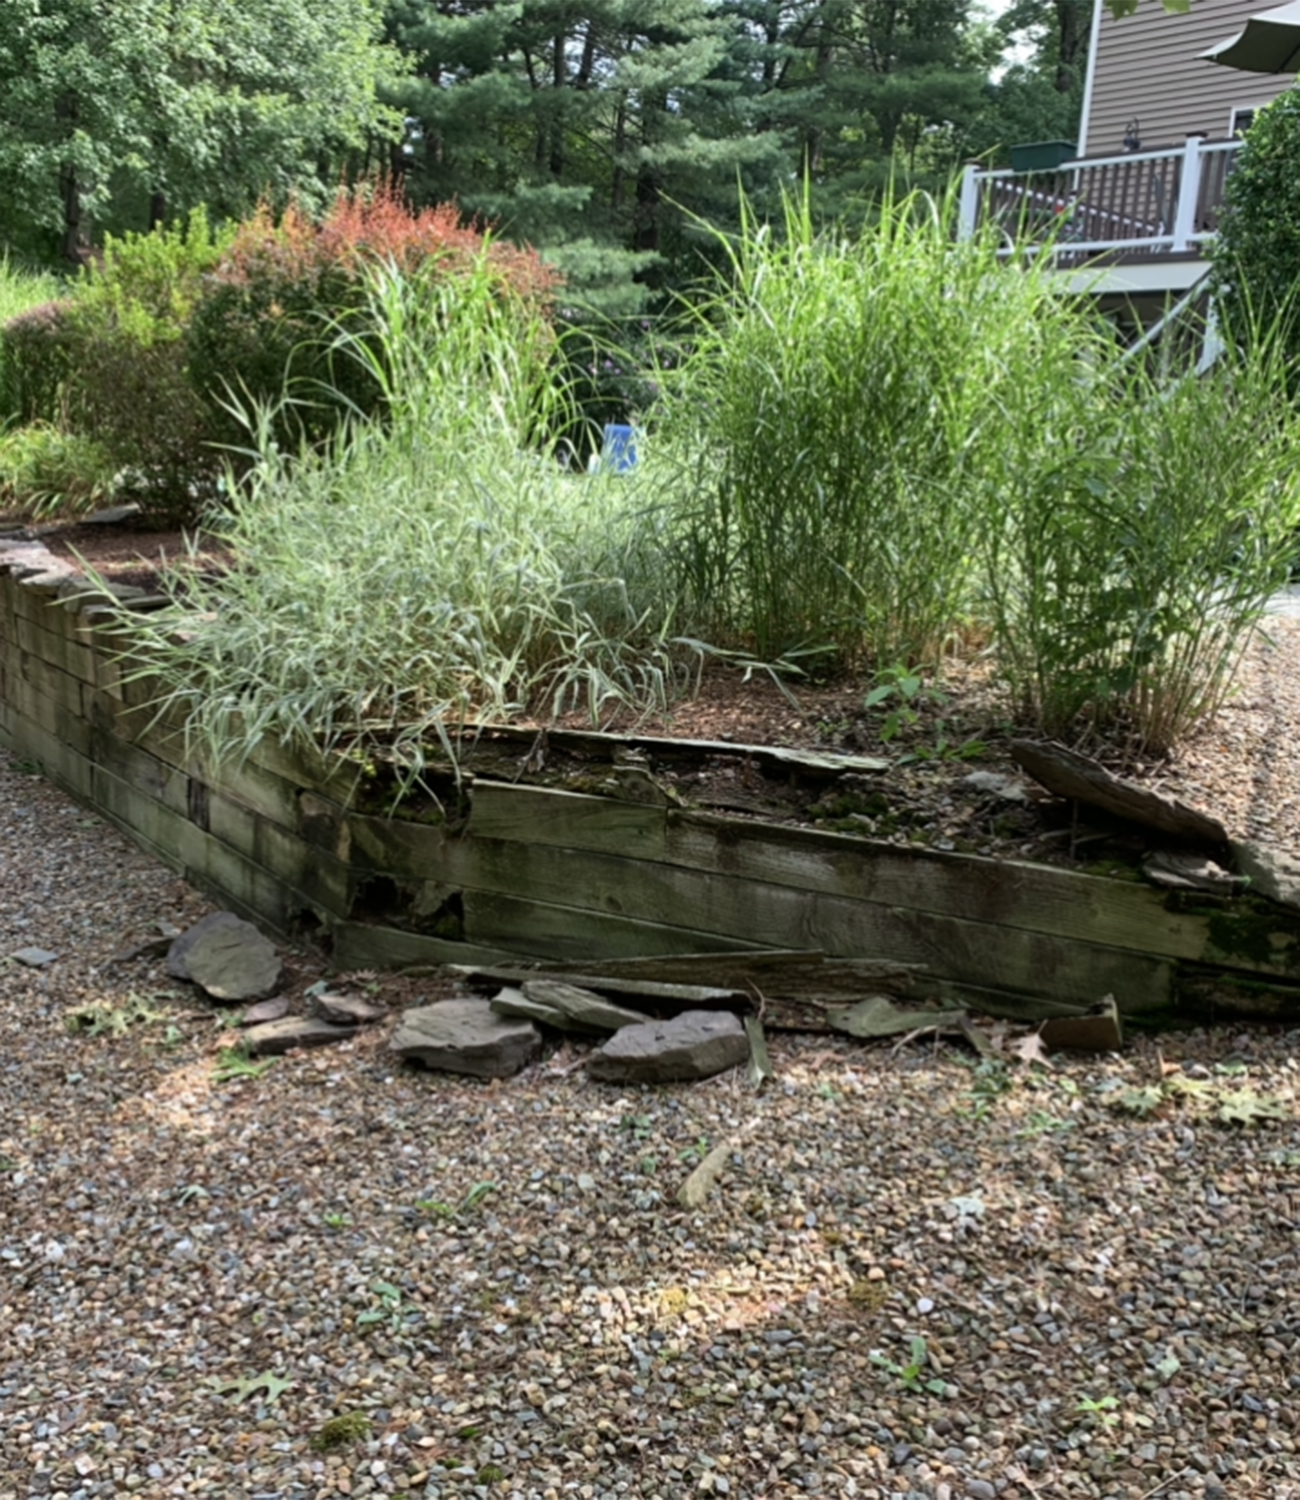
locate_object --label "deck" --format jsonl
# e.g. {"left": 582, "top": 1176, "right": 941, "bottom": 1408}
{"left": 959, "top": 136, "right": 1241, "bottom": 295}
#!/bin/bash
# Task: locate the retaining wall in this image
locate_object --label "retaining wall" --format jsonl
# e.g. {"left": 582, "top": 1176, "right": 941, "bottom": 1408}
{"left": 3, "top": 534, "right": 1300, "bottom": 1027}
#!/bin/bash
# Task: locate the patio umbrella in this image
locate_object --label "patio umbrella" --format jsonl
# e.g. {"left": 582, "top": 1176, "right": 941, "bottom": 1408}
{"left": 1201, "top": 0, "right": 1300, "bottom": 72}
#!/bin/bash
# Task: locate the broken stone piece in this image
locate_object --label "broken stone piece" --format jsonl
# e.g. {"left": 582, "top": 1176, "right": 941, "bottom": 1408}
{"left": 1233, "top": 840, "right": 1300, "bottom": 914}
{"left": 1039, "top": 995, "right": 1123, "bottom": 1052}
{"left": 172, "top": 914, "right": 282, "bottom": 1002}
{"left": 243, "top": 1016, "right": 357, "bottom": 1056}
{"left": 587, "top": 1010, "right": 749, "bottom": 1084}
{"left": 506, "top": 978, "right": 647, "bottom": 1033}
{"left": 314, "top": 992, "right": 386, "bottom": 1026}
{"left": 391, "top": 999, "right": 541, "bottom": 1079}
{"left": 11, "top": 947, "right": 58, "bottom": 968}
{"left": 241, "top": 995, "right": 291, "bottom": 1026}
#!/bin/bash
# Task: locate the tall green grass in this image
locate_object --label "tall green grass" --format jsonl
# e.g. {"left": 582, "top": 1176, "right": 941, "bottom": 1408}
{"left": 978, "top": 329, "right": 1300, "bottom": 752}
{"left": 652, "top": 186, "right": 1093, "bottom": 669}
{"left": 118, "top": 254, "right": 685, "bottom": 788}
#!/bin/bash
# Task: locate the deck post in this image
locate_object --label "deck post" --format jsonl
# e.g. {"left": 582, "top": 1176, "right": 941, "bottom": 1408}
{"left": 1170, "top": 135, "right": 1204, "bottom": 254}
{"left": 957, "top": 161, "right": 980, "bottom": 240}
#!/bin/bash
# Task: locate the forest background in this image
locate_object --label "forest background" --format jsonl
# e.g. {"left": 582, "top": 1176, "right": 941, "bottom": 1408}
{"left": 0, "top": 0, "right": 1084, "bottom": 312}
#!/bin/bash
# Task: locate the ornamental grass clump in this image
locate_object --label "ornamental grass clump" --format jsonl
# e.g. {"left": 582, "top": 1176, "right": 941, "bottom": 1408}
{"left": 120, "top": 254, "right": 683, "bottom": 790}
{"left": 978, "top": 325, "right": 1300, "bottom": 754}
{"left": 652, "top": 185, "right": 1084, "bottom": 669}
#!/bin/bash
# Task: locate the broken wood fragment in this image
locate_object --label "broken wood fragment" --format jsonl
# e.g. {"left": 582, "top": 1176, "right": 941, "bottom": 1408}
{"left": 1039, "top": 995, "right": 1123, "bottom": 1052}
{"left": 827, "top": 994, "right": 968, "bottom": 1040}
{"left": 744, "top": 1014, "right": 773, "bottom": 1089}
{"left": 1010, "top": 740, "right": 1228, "bottom": 846}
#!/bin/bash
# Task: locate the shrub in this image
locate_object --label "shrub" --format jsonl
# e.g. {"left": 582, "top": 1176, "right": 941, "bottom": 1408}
{"left": 61, "top": 210, "right": 231, "bottom": 523}
{"left": 0, "top": 423, "right": 116, "bottom": 519}
{"left": 1211, "top": 90, "right": 1300, "bottom": 355}
{"left": 187, "top": 182, "right": 559, "bottom": 454}
{"left": 1, "top": 300, "right": 76, "bottom": 426}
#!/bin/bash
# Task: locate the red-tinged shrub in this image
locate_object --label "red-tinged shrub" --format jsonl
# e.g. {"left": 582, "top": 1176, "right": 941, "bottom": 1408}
{"left": 187, "top": 181, "right": 559, "bottom": 452}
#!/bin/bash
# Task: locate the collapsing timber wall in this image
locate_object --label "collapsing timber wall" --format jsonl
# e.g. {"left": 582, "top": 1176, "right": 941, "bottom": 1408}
{"left": 3, "top": 536, "right": 1300, "bottom": 1027}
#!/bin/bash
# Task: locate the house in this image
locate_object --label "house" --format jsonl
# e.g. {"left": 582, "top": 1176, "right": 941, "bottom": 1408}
{"left": 960, "top": 0, "right": 1295, "bottom": 330}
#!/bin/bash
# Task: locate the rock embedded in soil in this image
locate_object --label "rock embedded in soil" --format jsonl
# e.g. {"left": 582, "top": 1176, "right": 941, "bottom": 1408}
{"left": 391, "top": 998, "right": 541, "bottom": 1078}
{"left": 243, "top": 1016, "right": 358, "bottom": 1056}
{"left": 178, "top": 915, "right": 283, "bottom": 1003}
{"left": 10, "top": 946, "right": 58, "bottom": 968}
{"left": 587, "top": 1009, "right": 749, "bottom": 1083}
{"left": 240, "top": 995, "right": 291, "bottom": 1026}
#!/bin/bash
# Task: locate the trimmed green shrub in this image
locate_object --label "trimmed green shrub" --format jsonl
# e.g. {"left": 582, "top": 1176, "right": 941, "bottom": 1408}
{"left": 62, "top": 210, "right": 232, "bottom": 522}
{"left": 187, "top": 183, "right": 559, "bottom": 455}
{"left": 1211, "top": 89, "right": 1300, "bottom": 353}
{"left": 1, "top": 300, "right": 76, "bottom": 426}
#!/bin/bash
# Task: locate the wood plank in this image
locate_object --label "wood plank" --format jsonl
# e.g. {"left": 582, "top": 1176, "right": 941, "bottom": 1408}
{"left": 4, "top": 717, "right": 94, "bottom": 801}
{"left": 461, "top": 888, "right": 766, "bottom": 963}
{"left": 331, "top": 921, "right": 515, "bottom": 971}
{"left": 468, "top": 780, "right": 667, "bottom": 858}
{"left": 661, "top": 811, "right": 1233, "bottom": 966}
{"left": 89, "top": 729, "right": 189, "bottom": 816}
{"left": 513, "top": 950, "right": 919, "bottom": 997}
{"left": 347, "top": 812, "right": 454, "bottom": 880}
{"left": 13, "top": 612, "right": 95, "bottom": 682}
{"left": 1173, "top": 967, "right": 1300, "bottom": 1024}
{"left": 8, "top": 669, "right": 90, "bottom": 757}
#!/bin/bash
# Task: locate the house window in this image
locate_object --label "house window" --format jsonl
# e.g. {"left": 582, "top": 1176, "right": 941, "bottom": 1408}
{"left": 1230, "top": 106, "right": 1259, "bottom": 137}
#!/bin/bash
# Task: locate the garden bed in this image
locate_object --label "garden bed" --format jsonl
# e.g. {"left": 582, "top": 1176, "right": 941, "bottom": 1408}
{"left": 4, "top": 527, "right": 1300, "bottom": 1033}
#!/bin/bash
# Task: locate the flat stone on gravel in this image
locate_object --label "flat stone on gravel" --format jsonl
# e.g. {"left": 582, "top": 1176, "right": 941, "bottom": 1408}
{"left": 587, "top": 1009, "right": 749, "bottom": 1082}
{"left": 391, "top": 998, "right": 541, "bottom": 1078}
{"left": 242, "top": 1016, "right": 357, "bottom": 1055}
{"left": 166, "top": 911, "right": 249, "bottom": 980}
{"left": 10, "top": 946, "right": 58, "bottom": 967}
{"left": 1234, "top": 839, "right": 1300, "bottom": 912}
{"left": 172, "top": 913, "right": 282, "bottom": 1002}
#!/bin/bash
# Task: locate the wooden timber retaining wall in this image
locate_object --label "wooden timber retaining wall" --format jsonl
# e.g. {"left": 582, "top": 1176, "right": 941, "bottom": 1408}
{"left": 3, "top": 534, "right": 1300, "bottom": 1028}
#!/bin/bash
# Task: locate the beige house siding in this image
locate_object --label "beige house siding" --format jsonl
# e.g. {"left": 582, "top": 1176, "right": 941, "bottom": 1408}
{"left": 1082, "top": 0, "right": 1294, "bottom": 158}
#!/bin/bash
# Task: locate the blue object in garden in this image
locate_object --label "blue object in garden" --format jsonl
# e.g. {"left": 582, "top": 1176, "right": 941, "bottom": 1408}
{"left": 601, "top": 423, "right": 638, "bottom": 473}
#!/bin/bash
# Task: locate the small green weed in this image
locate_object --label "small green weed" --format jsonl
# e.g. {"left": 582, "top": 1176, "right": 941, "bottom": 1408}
{"left": 212, "top": 1046, "right": 276, "bottom": 1084}
{"left": 955, "top": 1058, "right": 1015, "bottom": 1120}
{"left": 311, "top": 1410, "right": 371, "bottom": 1451}
{"left": 1075, "top": 1394, "right": 1120, "bottom": 1428}
{"left": 357, "top": 1278, "right": 406, "bottom": 1332}
{"left": 618, "top": 1113, "right": 653, "bottom": 1141}
{"left": 65, "top": 993, "right": 171, "bottom": 1038}
{"left": 322, "top": 1210, "right": 352, "bottom": 1231}
{"left": 870, "top": 1335, "right": 947, "bottom": 1396}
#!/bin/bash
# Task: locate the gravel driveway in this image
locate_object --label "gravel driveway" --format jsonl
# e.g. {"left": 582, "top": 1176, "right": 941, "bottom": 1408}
{"left": 2, "top": 746, "right": 1299, "bottom": 1500}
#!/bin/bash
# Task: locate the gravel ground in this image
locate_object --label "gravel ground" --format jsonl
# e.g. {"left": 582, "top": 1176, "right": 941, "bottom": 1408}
{"left": 3, "top": 748, "right": 1300, "bottom": 1500}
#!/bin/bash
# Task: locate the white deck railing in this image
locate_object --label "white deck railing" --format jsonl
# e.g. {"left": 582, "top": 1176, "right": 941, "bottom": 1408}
{"left": 959, "top": 136, "right": 1241, "bottom": 266}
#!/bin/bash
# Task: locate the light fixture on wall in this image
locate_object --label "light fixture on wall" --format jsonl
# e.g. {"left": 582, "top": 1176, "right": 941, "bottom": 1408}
{"left": 1123, "top": 118, "right": 1142, "bottom": 151}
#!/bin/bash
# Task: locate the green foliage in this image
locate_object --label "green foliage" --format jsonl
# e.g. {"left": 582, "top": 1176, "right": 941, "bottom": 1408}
{"left": 311, "top": 1411, "right": 371, "bottom": 1451}
{"left": 0, "top": 0, "right": 400, "bottom": 257}
{"left": 979, "top": 329, "right": 1300, "bottom": 752}
{"left": 652, "top": 183, "right": 1072, "bottom": 668}
{"left": 212, "top": 1046, "right": 276, "bottom": 1084}
{"left": 62, "top": 211, "right": 232, "bottom": 520}
{"left": 1212, "top": 90, "right": 1300, "bottom": 360}
{"left": 187, "top": 184, "right": 557, "bottom": 455}
{"left": 109, "top": 252, "right": 682, "bottom": 790}
{"left": 0, "top": 424, "right": 116, "bottom": 520}
{"left": 870, "top": 1335, "right": 948, "bottom": 1396}
{"left": 1, "top": 301, "right": 76, "bottom": 427}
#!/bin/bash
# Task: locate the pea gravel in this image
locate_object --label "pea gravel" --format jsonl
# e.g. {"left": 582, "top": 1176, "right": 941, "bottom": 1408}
{"left": 2, "top": 747, "right": 1299, "bottom": 1500}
